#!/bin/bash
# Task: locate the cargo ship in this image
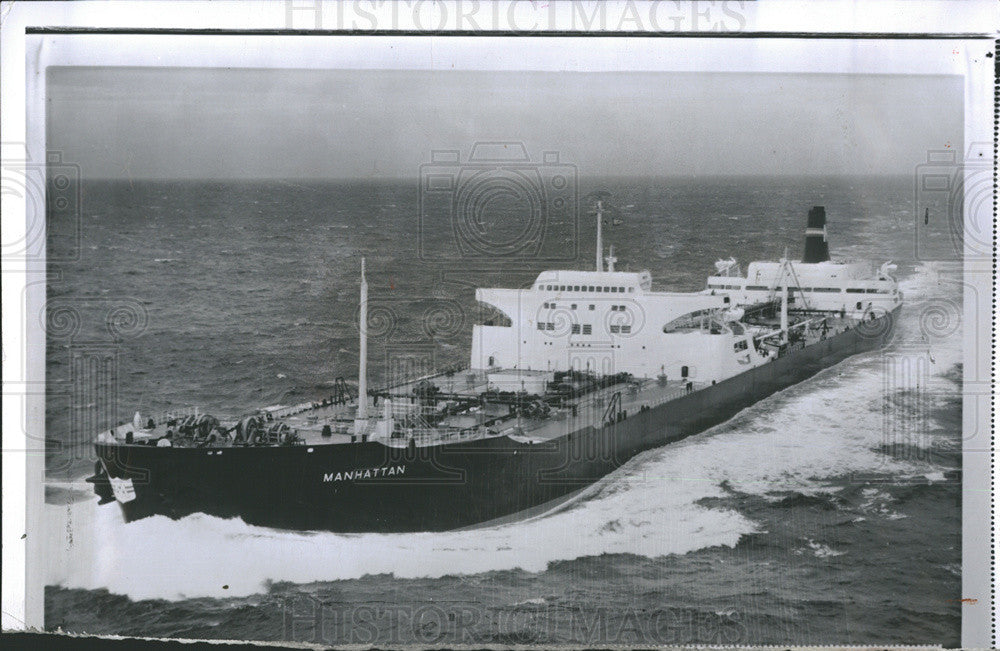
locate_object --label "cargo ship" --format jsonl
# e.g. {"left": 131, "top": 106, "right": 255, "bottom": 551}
{"left": 88, "top": 205, "right": 901, "bottom": 533}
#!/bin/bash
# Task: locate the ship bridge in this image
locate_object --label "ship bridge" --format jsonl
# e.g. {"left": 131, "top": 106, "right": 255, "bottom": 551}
{"left": 471, "top": 266, "right": 751, "bottom": 381}
{"left": 533, "top": 269, "right": 653, "bottom": 293}
{"left": 476, "top": 269, "right": 653, "bottom": 322}
{"left": 471, "top": 200, "right": 769, "bottom": 382}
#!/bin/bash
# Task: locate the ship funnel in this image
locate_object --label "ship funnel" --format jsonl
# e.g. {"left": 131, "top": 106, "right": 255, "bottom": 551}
{"left": 802, "top": 206, "right": 830, "bottom": 263}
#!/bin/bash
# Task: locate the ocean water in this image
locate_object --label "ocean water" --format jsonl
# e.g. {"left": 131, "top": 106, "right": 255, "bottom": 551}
{"left": 44, "top": 177, "right": 962, "bottom": 645}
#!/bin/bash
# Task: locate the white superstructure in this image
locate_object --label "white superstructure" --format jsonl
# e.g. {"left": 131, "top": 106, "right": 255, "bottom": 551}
{"left": 471, "top": 207, "right": 773, "bottom": 384}
{"left": 469, "top": 203, "right": 894, "bottom": 385}
{"left": 706, "top": 257, "right": 901, "bottom": 317}
{"left": 705, "top": 205, "right": 902, "bottom": 318}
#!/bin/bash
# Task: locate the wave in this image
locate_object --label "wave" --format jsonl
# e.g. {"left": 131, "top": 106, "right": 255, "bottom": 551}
{"left": 793, "top": 539, "right": 845, "bottom": 558}
{"left": 767, "top": 491, "right": 843, "bottom": 511}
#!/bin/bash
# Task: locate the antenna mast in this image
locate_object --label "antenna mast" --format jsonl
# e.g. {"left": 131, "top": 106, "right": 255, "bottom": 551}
{"left": 606, "top": 245, "right": 617, "bottom": 273}
{"left": 595, "top": 200, "right": 603, "bottom": 272}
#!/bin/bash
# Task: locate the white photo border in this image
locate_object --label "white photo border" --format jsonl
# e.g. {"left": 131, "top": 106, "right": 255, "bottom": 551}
{"left": 1, "top": 1, "right": 995, "bottom": 646}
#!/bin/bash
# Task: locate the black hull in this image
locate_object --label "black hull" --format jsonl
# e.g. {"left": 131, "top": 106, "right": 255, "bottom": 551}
{"left": 95, "top": 310, "right": 897, "bottom": 533}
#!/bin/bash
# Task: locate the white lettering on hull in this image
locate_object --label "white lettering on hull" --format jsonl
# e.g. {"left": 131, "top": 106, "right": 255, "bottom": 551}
{"left": 323, "top": 465, "right": 406, "bottom": 483}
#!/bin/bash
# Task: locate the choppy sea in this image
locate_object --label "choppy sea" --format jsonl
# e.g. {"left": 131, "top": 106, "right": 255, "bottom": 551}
{"left": 44, "top": 177, "right": 962, "bottom": 645}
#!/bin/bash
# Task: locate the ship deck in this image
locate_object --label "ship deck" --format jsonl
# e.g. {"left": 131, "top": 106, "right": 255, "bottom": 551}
{"left": 373, "top": 370, "right": 703, "bottom": 446}
{"left": 101, "top": 371, "right": 703, "bottom": 450}
{"left": 100, "top": 310, "right": 860, "bottom": 451}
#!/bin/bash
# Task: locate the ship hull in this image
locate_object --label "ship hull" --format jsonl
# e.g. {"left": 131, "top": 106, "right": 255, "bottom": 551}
{"left": 94, "top": 308, "right": 897, "bottom": 533}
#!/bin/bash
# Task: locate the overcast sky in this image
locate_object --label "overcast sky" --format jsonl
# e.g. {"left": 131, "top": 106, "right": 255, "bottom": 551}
{"left": 47, "top": 67, "right": 962, "bottom": 180}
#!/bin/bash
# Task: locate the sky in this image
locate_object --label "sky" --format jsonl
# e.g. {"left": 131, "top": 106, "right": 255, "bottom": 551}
{"left": 46, "top": 67, "right": 963, "bottom": 180}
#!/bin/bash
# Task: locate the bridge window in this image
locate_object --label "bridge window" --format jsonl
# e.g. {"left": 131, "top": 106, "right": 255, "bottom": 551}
{"left": 846, "top": 288, "right": 865, "bottom": 293}
{"left": 573, "top": 285, "right": 580, "bottom": 291}
{"left": 746, "top": 285, "right": 768, "bottom": 291}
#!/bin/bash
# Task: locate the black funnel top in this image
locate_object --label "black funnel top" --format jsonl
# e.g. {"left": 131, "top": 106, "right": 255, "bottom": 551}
{"left": 802, "top": 206, "right": 830, "bottom": 263}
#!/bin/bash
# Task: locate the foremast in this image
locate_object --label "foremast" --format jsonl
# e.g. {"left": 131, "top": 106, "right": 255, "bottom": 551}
{"left": 354, "top": 257, "right": 369, "bottom": 435}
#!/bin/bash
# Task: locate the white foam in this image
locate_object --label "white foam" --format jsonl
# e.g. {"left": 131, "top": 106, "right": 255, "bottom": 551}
{"left": 45, "top": 474, "right": 754, "bottom": 601}
{"left": 798, "top": 539, "right": 845, "bottom": 558}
